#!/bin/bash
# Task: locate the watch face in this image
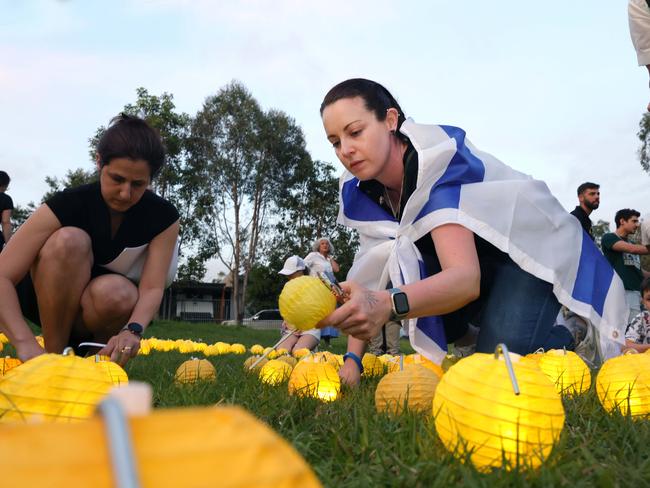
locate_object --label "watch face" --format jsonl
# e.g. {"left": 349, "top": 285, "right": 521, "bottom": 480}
{"left": 393, "top": 292, "right": 409, "bottom": 315}
{"left": 128, "top": 322, "right": 144, "bottom": 335}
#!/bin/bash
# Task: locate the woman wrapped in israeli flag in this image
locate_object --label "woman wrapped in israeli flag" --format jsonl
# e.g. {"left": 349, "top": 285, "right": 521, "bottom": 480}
{"left": 317, "top": 78, "right": 627, "bottom": 386}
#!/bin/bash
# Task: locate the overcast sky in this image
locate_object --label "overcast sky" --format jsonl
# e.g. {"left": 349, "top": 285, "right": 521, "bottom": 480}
{"left": 1, "top": 1, "right": 648, "bottom": 232}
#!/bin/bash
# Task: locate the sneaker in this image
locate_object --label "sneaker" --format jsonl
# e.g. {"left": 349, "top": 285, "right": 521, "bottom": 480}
{"left": 563, "top": 312, "right": 598, "bottom": 368}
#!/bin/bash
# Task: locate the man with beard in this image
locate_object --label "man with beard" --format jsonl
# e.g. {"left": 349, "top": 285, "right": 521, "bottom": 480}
{"left": 570, "top": 182, "right": 600, "bottom": 240}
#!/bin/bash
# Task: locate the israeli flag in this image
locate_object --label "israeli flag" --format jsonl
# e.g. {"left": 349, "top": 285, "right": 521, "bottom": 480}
{"left": 339, "top": 119, "right": 627, "bottom": 365}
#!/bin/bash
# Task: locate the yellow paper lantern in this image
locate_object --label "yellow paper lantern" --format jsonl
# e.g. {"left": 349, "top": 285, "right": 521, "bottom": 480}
{"left": 404, "top": 353, "right": 444, "bottom": 378}
{"left": 277, "top": 355, "right": 298, "bottom": 368}
{"left": 263, "top": 347, "right": 279, "bottom": 360}
{"left": 1, "top": 356, "right": 22, "bottom": 376}
{"left": 362, "top": 353, "right": 385, "bottom": 377}
{"left": 302, "top": 351, "right": 340, "bottom": 371}
{"left": 275, "top": 348, "right": 288, "bottom": 356}
{"left": 0, "top": 351, "right": 114, "bottom": 423}
{"left": 250, "top": 344, "right": 264, "bottom": 355}
{"left": 0, "top": 405, "right": 322, "bottom": 488}
{"left": 0, "top": 333, "right": 9, "bottom": 344}
{"left": 433, "top": 346, "right": 565, "bottom": 471}
{"left": 259, "top": 359, "right": 292, "bottom": 386}
{"left": 137, "top": 339, "right": 151, "bottom": 355}
{"left": 375, "top": 364, "right": 440, "bottom": 414}
{"left": 288, "top": 361, "right": 341, "bottom": 402}
{"left": 85, "top": 355, "right": 129, "bottom": 386}
{"left": 278, "top": 275, "right": 336, "bottom": 331}
{"left": 230, "top": 343, "right": 246, "bottom": 355}
{"left": 292, "top": 348, "right": 311, "bottom": 359}
{"left": 174, "top": 359, "right": 216, "bottom": 384}
{"left": 538, "top": 349, "right": 591, "bottom": 395}
{"left": 596, "top": 352, "right": 650, "bottom": 417}
{"left": 243, "top": 356, "right": 268, "bottom": 373}
{"left": 215, "top": 342, "right": 232, "bottom": 355}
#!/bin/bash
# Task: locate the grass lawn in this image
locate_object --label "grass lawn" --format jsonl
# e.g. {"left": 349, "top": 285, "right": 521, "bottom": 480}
{"left": 6, "top": 319, "right": 650, "bottom": 487}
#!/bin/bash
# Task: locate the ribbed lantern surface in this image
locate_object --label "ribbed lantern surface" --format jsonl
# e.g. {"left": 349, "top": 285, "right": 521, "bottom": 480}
{"left": 538, "top": 349, "right": 591, "bottom": 395}
{"left": 375, "top": 364, "right": 440, "bottom": 414}
{"left": 596, "top": 353, "right": 650, "bottom": 417}
{"left": 279, "top": 276, "right": 336, "bottom": 330}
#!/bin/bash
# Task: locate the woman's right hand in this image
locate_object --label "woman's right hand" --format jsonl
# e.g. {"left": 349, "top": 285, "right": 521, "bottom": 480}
{"left": 339, "top": 359, "right": 361, "bottom": 386}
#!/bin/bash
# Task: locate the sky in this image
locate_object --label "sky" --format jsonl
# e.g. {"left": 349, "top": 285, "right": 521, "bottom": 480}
{"left": 1, "top": 1, "right": 648, "bottom": 254}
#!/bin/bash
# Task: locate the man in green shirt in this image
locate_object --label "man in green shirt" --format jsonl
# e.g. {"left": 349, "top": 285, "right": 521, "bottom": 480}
{"left": 601, "top": 208, "right": 650, "bottom": 322}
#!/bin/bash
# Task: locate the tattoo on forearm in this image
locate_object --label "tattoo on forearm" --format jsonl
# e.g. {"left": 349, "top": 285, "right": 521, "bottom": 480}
{"left": 365, "top": 291, "right": 379, "bottom": 308}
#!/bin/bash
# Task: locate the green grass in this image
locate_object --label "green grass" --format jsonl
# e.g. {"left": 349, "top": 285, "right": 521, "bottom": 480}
{"left": 5, "top": 320, "right": 650, "bottom": 487}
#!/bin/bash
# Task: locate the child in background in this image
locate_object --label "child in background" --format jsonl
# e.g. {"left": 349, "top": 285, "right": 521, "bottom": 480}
{"left": 276, "top": 256, "right": 321, "bottom": 353}
{"left": 625, "top": 277, "right": 650, "bottom": 352}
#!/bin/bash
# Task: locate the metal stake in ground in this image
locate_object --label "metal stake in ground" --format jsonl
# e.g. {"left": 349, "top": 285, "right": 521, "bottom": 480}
{"left": 248, "top": 331, "right": 296, "bottom": 370}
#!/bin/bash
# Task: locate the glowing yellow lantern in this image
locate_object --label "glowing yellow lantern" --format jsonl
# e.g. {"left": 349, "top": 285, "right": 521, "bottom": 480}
{"left": 278, "top": 275, "right": 336, "bottom": 330}
{"left": 174, "top": 359, "right": 216, "bottom": 384}
{"left": 302, "top": 351, "right": 340, "bottom": 370}
{"left": 293, "top": 348, "right": 311, "bottom": 359}
{"left": 375, "top": 364, "right": 439, "bottom": 414}
{"left": 263, "top": 347, "right": 279, "bottom": 360}
{"left": 277, "top": 355, "right": 298, "bottom": 368}
{"left": 433, "top": 345, "right": 565, "bottom": 471}
{"left": 191, "top": 342, "right": 208, "bottom": 353}
{"left": 0, "top": 405, "right": 322, "bottom": 487}
{"left": 538, "top": 349, "right": 591, "bottom": 395}
{"left": 259, "top": 359, "right": 292, "bottom": 386}
{"left": 0, "top": 351, "right": 114, "bottom": 423}
{"left": 250, "top": 344, "right": 264, "bottom": 355}
{"left": 230, "top": 343, "right": 246, "bottom": 355}
{"left": 404, "top": 353, "right": 444, "bottom": 378}
{"left": 1, "top": 356, "right": 22, "bottom": 376}
{"left": 276, "top": 348, "right": 289, "bottom": 356}
{"left": 214, "top": 342, "right": 231, "bottom": 355}
{"left": 596, "top": 352, "right": 650, "bottom": 417}
{"left": 288, "top": 361, "right": 341, "bottom": 402}
{"left": 243, "top": 356, "right": 268, "bottom": 373}
{"left": 362, "top": 353, "right": 385, "bottom": 377}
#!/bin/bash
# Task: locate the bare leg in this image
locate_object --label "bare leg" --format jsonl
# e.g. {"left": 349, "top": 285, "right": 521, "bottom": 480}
{"left": 279, "top": 334, "right": 298, "bottom": 352}
{"left": 32, "top": 227, "right": 92, "bottom": 353}
{"left": 79, "top": 274, "right": 138, "bottom": 343}
{"left": 293, "top": 334, "right": 319, "bottom": 352}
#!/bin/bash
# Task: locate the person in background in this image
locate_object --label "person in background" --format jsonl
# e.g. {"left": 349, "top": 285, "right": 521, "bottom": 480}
{"left": 0, "top": 171, "right": 14, "bottom": 248}
{"left": 624, "top": 277, "right": 650, "bottom": 352}
{"left": 629, "top": 0, "right": 650, "bottom": 111}
{"left": 367, "top": 320, "right": 401, "bottom": 356}
{"left": 601, "top": 209, "right": 650, "bottom": 322}
{"left": 304, "top": 237, "right": 340, "bottom": 347}
{"left": 0, "top": 114, "right": 180, "bottom": 365}
{"left": 570, "top": 182, "right": 599, "bottom": 240}
{"left": 276, "top": 255, "right": 320, "bottom": 353}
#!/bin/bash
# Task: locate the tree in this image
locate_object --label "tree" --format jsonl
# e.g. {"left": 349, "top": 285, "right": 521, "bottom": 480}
{"left": 42, "top": 168, "right": 97, "bottom": 202}
{"left": 591, "top": 219, "right": 610, "bottom": 248}
{"left": 638, "top": 112, "right": 650, "bottom": 173}
{"left": 190, "top": 81, "right": 313, "bottom": 320}
{"left": 246, "top": 160, "right": 359, "bottom": 311}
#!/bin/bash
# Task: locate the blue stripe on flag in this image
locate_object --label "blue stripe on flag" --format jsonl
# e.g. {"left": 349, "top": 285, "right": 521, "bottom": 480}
{"left": 414, "top": 126, "right": 485, "bottom": 222}
{"left": 571, "top": 231, "right": 613, "bottom": 316}
{"left": 341, "top": 177, "right": 395, "bottom": 222}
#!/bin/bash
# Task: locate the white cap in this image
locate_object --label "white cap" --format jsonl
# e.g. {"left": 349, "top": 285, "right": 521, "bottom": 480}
{"left": 279, "top": 256, "right": 306, "bottom": 275}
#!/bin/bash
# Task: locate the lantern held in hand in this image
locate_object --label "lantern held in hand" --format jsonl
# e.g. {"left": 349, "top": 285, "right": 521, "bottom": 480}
{"left": 278, "top": 276, "right": 336, "bottom": 331}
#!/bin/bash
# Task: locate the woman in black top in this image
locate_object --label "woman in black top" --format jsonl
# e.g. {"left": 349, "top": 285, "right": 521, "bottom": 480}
{"left": 0, "top": 115, "right": 180, "bottom": 365}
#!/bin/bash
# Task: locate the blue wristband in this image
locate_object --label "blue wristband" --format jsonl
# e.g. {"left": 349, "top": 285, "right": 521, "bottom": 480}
{"left": 343, "top": 352, "right": 364, "bottom": 375}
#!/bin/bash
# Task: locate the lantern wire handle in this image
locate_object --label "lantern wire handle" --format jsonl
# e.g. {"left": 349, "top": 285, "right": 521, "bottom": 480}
{"left": 494, "top": 343, "right": 520, "bottom": 396}
{"left": 98, "top": 397, "right": 141, "bottom": 488}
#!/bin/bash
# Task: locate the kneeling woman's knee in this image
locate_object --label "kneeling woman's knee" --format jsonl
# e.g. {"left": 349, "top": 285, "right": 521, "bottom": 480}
{"left": 40, "top": 227, "right": 92, "bottom": 261}
{"left": 91, "top": 279, "right": 138, "bottom": 317}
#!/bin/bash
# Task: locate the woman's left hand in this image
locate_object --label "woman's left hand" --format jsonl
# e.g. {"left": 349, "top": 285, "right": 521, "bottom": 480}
{"left": 99, "top": 330, "right": 141, "bottom": 366}
{"left": 318, "top": 281, "right": 391, "bottom": 341}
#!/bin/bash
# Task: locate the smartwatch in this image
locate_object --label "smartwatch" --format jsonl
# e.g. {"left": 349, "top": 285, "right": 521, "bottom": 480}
{"left": 388, "top": 288, "right": 409, "bottom": 321}
{"left": 122, "top": 322, "right": 144, "bottom": 338}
